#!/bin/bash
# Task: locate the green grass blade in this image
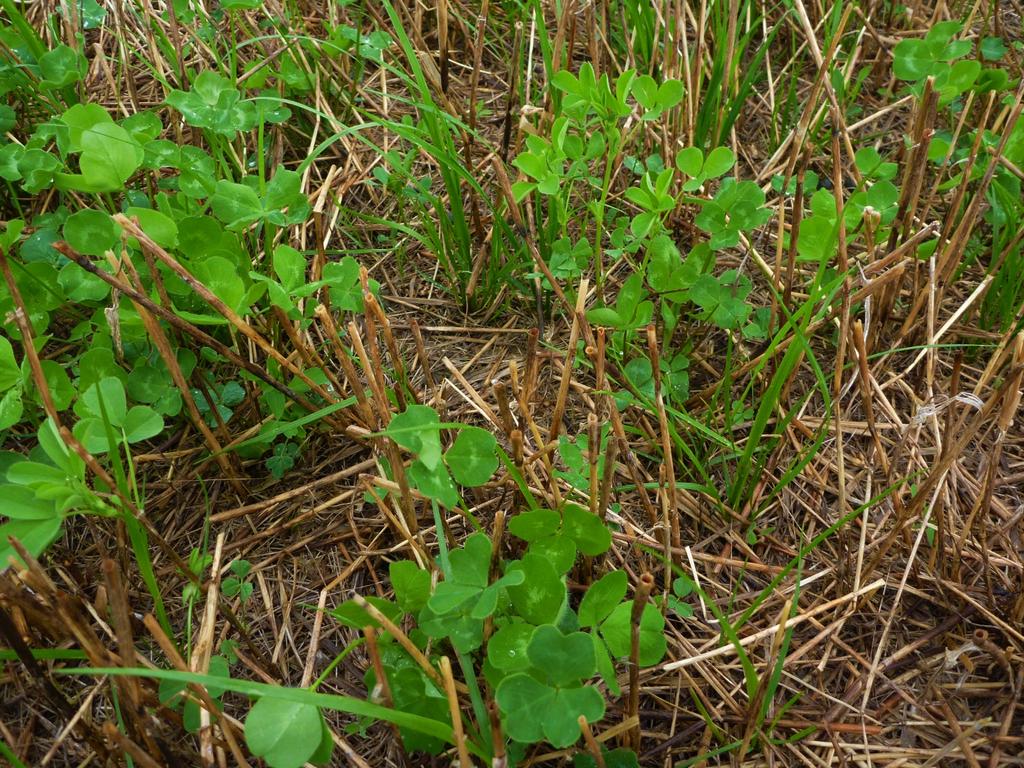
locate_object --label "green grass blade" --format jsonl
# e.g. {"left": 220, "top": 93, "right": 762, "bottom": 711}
{"left": 59, "top": 666, "right": 482, "bottom": 757}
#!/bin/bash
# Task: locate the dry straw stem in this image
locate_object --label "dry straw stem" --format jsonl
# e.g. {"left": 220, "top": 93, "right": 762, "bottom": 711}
{"left": 488, "top": 701, "right": 507, "bottom": 767}
{"left": 114, "top": 216, "right": 346, "bottom": 415}
{"left": 548, "top": 277, "right": 588, "bottom": 444}
{"left": 350, "top": 594, "right": 454, "bottom": 693}
{"left": 0, "top": 601, "right": 110, "bottom": 759}
{"left": 646, "top": 325, "right": 680, "bottom": 566}
{"left": 579, "top": 715, "right": 606, "bottom": 768}
{"left": 113, "top": 244, "right": 245, "bottom": 493}
{"left": 664, "top": 578, "right": 886, "bottom": 671}
{"left": 530, "top": 717, "right": 640, "bottom": 766}
{"left": 101, "top": 722, "right": 163, "bottom": 768}
{"left": 2, "top": 245, "right": 263, "bottom": 664}
{"left": 143, "top": 615, "right": 252, "bottom": 767}
{"left": 192, "top": 533, "right": 225, "bottom": 766}
{"left": 362, "top": 625, "right": 405, "bottom": 750}
{"left": 99, "top": 559, "right": 149, "bottom": 751}
{"left": 627, "top": 572, "right": 655, "bottom": 750}
{"left": 439, "top": 656, "right": 472, "bottom": 768}
{"left": 52, "top": 241, "right": 324, "bottom": 419}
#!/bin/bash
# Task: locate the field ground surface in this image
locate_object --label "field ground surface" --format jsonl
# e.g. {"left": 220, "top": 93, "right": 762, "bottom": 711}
{"left": 2, "top": 0, "right": 1024, "bottom": 766}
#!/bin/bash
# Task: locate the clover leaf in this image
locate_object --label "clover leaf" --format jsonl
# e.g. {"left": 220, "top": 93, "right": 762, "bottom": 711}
{"left": 980, "top": 36, "right": 1007, "bottom": 61}
{"left": 512, "top": 130, "right": 567, "bottom": 199}
{"left": 599, "top": 602, "right": 667, "bottom": 666}
{"left": 444, "top": 532, "right": 491, "bottom": 588}
{"left": 20, "top": 419, "right": 75, "bottom": 478}
{"left": 408, "top": 458, "right": 460, "bottom": 508}
{"left": 625, "top": 168, "right": 676, "bottom": 236}
{"left": 78, "top": 123, "right": 143, "bottom": 191}
{"left": 72, "top": 377, "right": 163, "bottom": 454}
{"left": 52, "top": 108, "right": 144, "bottom": 193}
{"left": 265, "top": 442, "right": 299, "bottom": 480}
{"left": 575, "top": 570, "right": 634, "bottom": 695}
{"left": 487, "top": 622, "right": 535, "bottom": 672}
{"left": 495, "top": 625, "right": 605, "bottom": 748}
{"left": 632, "top": 75, "right": 683, "bottom": 120}
{"left": 390, "top": 560, "right": 431, "bottom": 613}
{"left": 57, "top": 103, "right": 111, "bottom": 153}
{"left": 38, "top": 45, "right": 86, "bottom": 90}
{"left": 575, "top": 572, "right": 670, "bottom": 695}
{"left": 506, "top": 507, "right": 575, "bottom": 573}
{"left": 142, "top": 142, "right": 217, "bottom": 197}
{"left": 330, "top": 596, "right": 402, "bottom": 630}
{"left": 743, "top": 307, "right": 772, "bottom": 341}
{"left": 578, "top": 570, "right": 628, "bottom": 628}
{"left": 0, "top": 419, "right": 103, "bottom": 570}
{"left": 419, "top": 534, "right": 525, "bottom": 651}
{"left": 124, "top": 207, "right": 178, "bottom": 250}
{"left": 688, "top": 270, "right": 753, "bottom": 330}
{"left": 0, "top": 336, "right": 20, "bottom": 393}
{"left": 166, "top": 72, "right": 259, "bottom": 137}
{"left": 528, "top": 624, "right": 596, "bottom": 686}
{"left": 675, "top": 146, "right": 735, "bottom": 191}
{"left": 854, "top": 147, "right": 897, "bottom": 181}
{"left": 695, "top": 178, "right": 771, "bottom": 250}
{"left": 444, "top": 426, "right": 498, "bottom": 487}
{"left": 585, "top": 271, "right": 653, "bottom": 330}
{"left": 320, "top": 256, "right": 364, "bottom": 312}
{"left": 507, "top": 504, "right": 611, "bottom": 575}
{"left": 541, "top": 237, "right": 590, "bottom": 287}
{"left": 893, "top": 21, "right": 969, "bottom": 82}
{"left": 385, "top": 405, "right": 442, "bottom": 470}
{"left": 0, "top": 516, "right": 62, "bottom": 571}
{"left": 574, "top": 748, "right": 641, "bottom": 768}
{"left": 646, "top": 236, "right": 711, "bottom": 299}
{"left": 385, "top": 407, "right": 497, "bottom": 506}
{"left": 0, "top": 388, "right": 22, "bottom": 431}
{"left": 245, "top": 698, "right": 328, "bottom": 768}
{"left": 507, "top": 509, "right": 561, "bottom": 542}
{"left": 368, "top": 649, "right": 449, "bottom": 754}
{"left": 796, "top": 210, "right": 839, "bottom": 264}
{"left": 669, "top": 574, "right": 696, "bottom": 618}
{"left": 554, "top": 427, "right": 612, "bottom": 493}
{"left": 222, "top": 560, "right": 253, "bottom": 603}
{"left": 273, "top": 245, "right": 306, "bottom": 293}
{"left": 120, "top": 111, "right": 162, "bottom": 143}
{"left": 63, "top": 209, "right": 119, "bottom": 257}
{"left": 933, "top": 59, "right": 981, "bottom": 104}
{"left": 551, "top": 62, "right": 632, "bottom": 123}
{"left": 17, "top": 150, "right": 62, "bottom": 193}
{"left": 418, "top": 598, "right": 485, "bottom": 652}
{"left": 506, "top": 552, "right": 565, "bottom": 624}
{"left": 210, "top": 169, "right": 311, "bottom": 231}
{"left": 892, "top": 21, "right": 983, "bottom": 104}
{"left": 562, "top": 503, "right": 612, "bottom": 556}
{"left": 184, "top": 255, "right": 248, "bottom": 319}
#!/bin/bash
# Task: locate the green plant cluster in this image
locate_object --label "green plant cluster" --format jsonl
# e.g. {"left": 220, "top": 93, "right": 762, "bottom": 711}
{"left": 510, "top": 62, "right": 774, "bottom": 425}
{"left": 0, "top": 0, "right": 425, "bottom": 508}
{"left": 310, "top": 403, "right": 672, "bottom": 763}
{"left": 0, "top": 87, "right": 379, "bottom": 561}
{"left": 334, "top": 518, "right": 666, "bottom": 761}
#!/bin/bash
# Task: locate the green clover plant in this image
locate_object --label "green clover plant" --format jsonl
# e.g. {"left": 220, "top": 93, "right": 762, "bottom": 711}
{"left": 494, "top": 625, "right": 606, "bottom": 748}
{"left": 329, "top": 417, "right": 677, "bottom": 762}
{"left": 0, "top": 419, "right": 115, "bottom": 570}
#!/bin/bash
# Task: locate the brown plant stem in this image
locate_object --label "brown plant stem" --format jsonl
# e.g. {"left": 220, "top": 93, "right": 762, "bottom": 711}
{"left": 627, "top": 572, "right": 655, "bottom": 750}
{"left": 439, "top": 656, "right": 472, "bottom": 768}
